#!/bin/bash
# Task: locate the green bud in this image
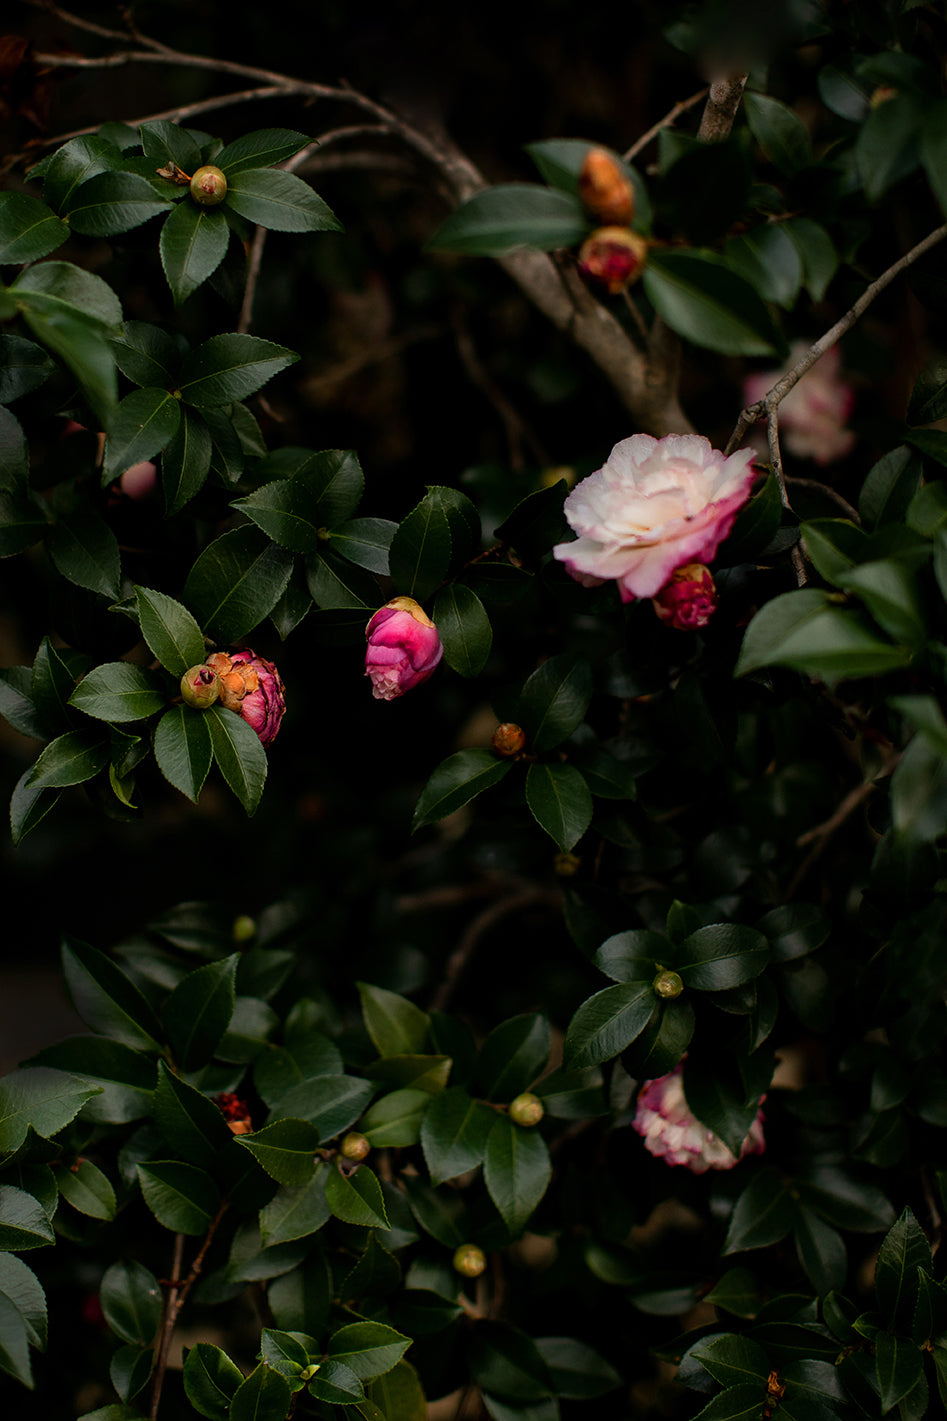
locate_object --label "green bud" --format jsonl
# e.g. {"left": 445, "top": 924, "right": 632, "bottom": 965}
{"left": 180, "top": 664, "right": 219, "bottom": 710}
{"left": 653, "top": 969, "right": 683, "bottom": 999}
{"left": 190, "top": 165, "right": 228, "bottom": 205}
{"left": 509, "top": 1092, "right": 544, "bottom": 1127}
{"left": 453, "top": 1243, "right": 487, "bottom": 1278}
{"left": 340, "top": 1132, "right": 371, "bottom": 1162}
{"left": 232, "top": 914, "right": 256, "bottom": 944}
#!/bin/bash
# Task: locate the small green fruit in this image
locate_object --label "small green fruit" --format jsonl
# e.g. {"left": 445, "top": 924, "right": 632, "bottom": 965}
{"left": 340, "top": 1132, "right": 371, "bottom": 1162}
{"left": 190, "top": 165, "right": 228, "bottom": 205}
{"left": 509, "top": 1092, "right": 544, "bottom": 1127}
{"left": 453, "top": 1243, "right": 487, "bottom": 1278}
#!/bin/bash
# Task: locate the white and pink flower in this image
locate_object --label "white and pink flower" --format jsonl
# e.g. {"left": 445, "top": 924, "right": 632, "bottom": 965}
{"left": 632, "top": 1063, "right": 765, "bottom": 1174}
{"left": 552, "top": 433, "right": 755, "bottom": 602}
{"left": 743, "top": 343, "right": 855, "bottom": 466}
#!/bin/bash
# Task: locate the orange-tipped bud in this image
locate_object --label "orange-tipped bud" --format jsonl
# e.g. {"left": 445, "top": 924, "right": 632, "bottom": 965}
{"left": 578, "top": 148, "right": 635, "bottom": 226}
{"left": 578, "top": 227, "right": 649, "bottom": 294}
{"left": 492, "top": 723, "right": 526, "bottom": 757}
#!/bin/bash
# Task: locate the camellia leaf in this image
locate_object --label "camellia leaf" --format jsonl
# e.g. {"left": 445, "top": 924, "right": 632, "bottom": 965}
{"left": 484, "top": 1114, "right": 552, "bottom": 1235}
{"left": 643, "top": 249, "right": 784, "bottom": 357}
{"left": 24, "top": 730, "right": 108, "bottom": 791}
{"left": 229, "top": 1363, "right": 293, "bottom": 1421}
{"left": 235, "top": 1118, "right": 320, "bottom": 1186}
{"left": 308, "top": 1359, "right": 366, "bottom": 1404}
{"left": 99, "top": 1260, "right": 163, "bottom": 1346}
{"left": 41, "top": 134, "right": 124, "bottom": 212}
{"left": 676, "top": 924, "right": 770, "bottom": 991}
{"left": 743, "top": 90, "right": 812, "bottom": 174}
{"left": 61, "top": 938, "right": 162, "bottom": 1052}
{"left": 177, "top": 333, "right": 299, "bottom": 409}
{"left": 137, "top": 1160, "right": 220, "bottom": 1235}
{"left": 159, "top": 201, "right": 230, "bottom": 306}
{"left": 434, "top": 585, "right": 492, "bottom": 678}
{"left": 420, "top": 1087, "right": 496, "bottom": 1184}
{"left": 259, "top": 1163, "right": 331, "bottom": 1246}
{"left": 54, "top": 1157, "right": 116, "bottom": 1220}
{"left": 412, "top": 749, "right": 513, "bottom": 831}
{"left": 359, "top": 1089, "right": 430, "bottom": 1148}
{"left": 562, "top": 982, "right": 654, "bottom": 1069}
{"left": 225, "top": 167, "right": 343, "bottom": 232}
{"left": 134, "top": 586, "right": 206, "bottom": 677}
{"left": 477, "top": 1014, "right": 550, "bottom": 1100}
{"left": 525, "top": 762, "right": 593, "bottom": 852}
{"left": 428, "top": 184, "right": 588, "bottom": 255}
{"left": 515, "top": 654, "right": 593, "bottom": 752}
{"left": 735, "top": 588, "right": 912, "bottom": 684}
{"left": 162, "top": 953, "right": 238, "bottom": 1071}
{"left": 724, "top": 1168, "right": 795, "bottom": 1253}
{"left": 681, "top": 1057, "right": 765, "bottom": 1159}
{"left": 102, "top": 386, "right": 182, "bottom": 482}
{"left": 0, "top": 1290, "right": 33, "bottom": 1387}
{"left": 183, "top": 525, "right": 294, "bottom": 642}
{"left": 161, "top": 406, "right": 214, "bottom": 516}
{"left": 152, "top": 1060, "right": 233, "bottom": 1170}
{"left": 468, "top": 1320, "right": 554, "bottom": 1403}
{"left": 47, "top": 506, "right": 122, "bottom": 600}
{"left": 388, "top": 491, "right": 453, "bottom": 601}
{"left": 206, "top": 704, "right": 268, "bottom": 817}
{"left": 68, "top": 663, "right": 168, "bottom": 724}
{"left": 875, "top": 1207, "right": 932, "bottom": 1329}
{"left": 326, "top": 1321, "right": 410, "bottom": 1380}
{"left": 215, "top": 127, "right": 311, "bottom": 175}
{"left": 358, "top": 982, "right": 430, "bottom": 1058}
{"left": 154, "top": 706, "right": 213, "bottom": 804}
{"left": 65, "top": 170, "right": 173, "bottom": 236}
{"left": 183, "top": 1341, "right": 244, "bottom": 1419}
{"left": 0, "top": 192, "right": 69, "bottom": 264}
{"left": 0, "top": 1186, "right": 55, "bottom": 1250}
{"left": 233, "top": 449, "right": 365, "bottom": 551}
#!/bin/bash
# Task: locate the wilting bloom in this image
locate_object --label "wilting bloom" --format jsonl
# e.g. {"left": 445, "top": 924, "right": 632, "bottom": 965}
{"left": 206, "top": 649, "right": 285, "bottom": 746}
{"left": 365, "top": 596, "right": 443, "bottom": 701}
{"left": 652, "top": 562, "right": 718, "bottom": 630}
{"left": 578, "top": 147, "right": 634, "bottom": 226}
{"left": 743, "top": 343, "right": 855, "bottom": 466}
{"left": 633, "top": 1063, "right": 765, "bottom": 1173}
{"left": 578, "top": 227, "right": 649, "bottom": 294}
{"left": 553, "top": 433, "right": 755, "bottom": 602}
{"left": 214, "top": 1092, "right": 253, "bottom": 1135}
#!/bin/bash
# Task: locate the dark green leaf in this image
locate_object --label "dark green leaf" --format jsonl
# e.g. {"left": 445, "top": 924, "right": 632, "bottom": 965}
{"left": 135, "top": 587, "right": 206, "bottom": 677}
{"left": 331, "top": 517, "right": 397, "bottom": 574}
{"left": 111, "top": 320, "right": 183, "bottom": 389}
{"left": 137, "top": 1160, "right": 220, "bottom": 1235}
{"left": 0, "top": 483, "right": 46, "bottom": 558}
{"left": 0, "top": 1291, "right": 32, "bottom": 1387}
{"left": 534, "top": 1336, "right": 620, "bottom": 1398}
{"left": 154, "top": 706, "right": 213, "bottom": 804}
{"left": 268, "top": 1075, "right": 374, "bottom": 1141}
{"left": 42, "top": 134, "right": 123, "bottom": 213}
{"left": 388, "top": 493, "right": 453, "bottom": 602}
{"left": 184, "top": 1342, "right": 244, "bottom": 1420}
{"left": 484, "top": 1115, "right": 551, "bottom": 1235}
{"left": 682, "top": 1058, "right": 765, "bottom": 1159}
{"left": 875, "top": 1207, "right": 931, "bottom": 1328}
{"left": 55, "top": 1157, "right": 116, "bottom": 1219}
{"left": 206, "top": 705, "right": 268, "bottom": 816}
{"left": 230, "top": 1363, "right": 292, "bottom": 1421}
{"left": 0, "top": 1254, "right": 46, "bottom": 1351}
{"left": 48, "top": 506, "right": 121, "bottom": 599}
{"left": 62, "top": 938, "right": 162, "bottom": 1052}
{"left": 308, "top": 1359, "right": 366, "bottom": 1403}
{"left": 0, "top": 192, "right": 68, "bottom": 263}
{"left": 594, "top": 929, "right": 667, "bottom": 982}
{"left": 178, "top": 334, "right": 298, "bottom": 409}
{"left": 66, "top": 170, "right": 172, "bottom": 236}
{"left": 875, "top": 1331, "right": 924, "bottom": 1413}
{"left": 161, "top": 405, "right": 213, "bottom": 516}
{"left": 25, "top": 730, "right": 108, "bottom": 789}
{"left": 103, "top": 387, "right": 181, "bottom": 482}
{"left": 783, "top": 217, "right": 838, "bottom": 302}
{"left": 836, "top": 559, "right": 926, "bottom": 646}
{"left": 525, "top": 762, "right": 592, "bottom": 852}
{"left": 757, "top": 905, "right": 829, "bottom": 963}
{"left": 358, "top": 982, "right": 429, "bottom": 1057}
{"left": 743, "top": 91, "right": 812, "bottom": 173}
{"left": 0, "top": 335, "right": 54, "bottom": 406}
{"left": 515, "top": 654, "right": 592, "bottom": 752}
{"left": 429, "top": 184, "right": 587, "bottom": 255}
{"left": 236, "top": 1118, "right": 319, "bottom": 1185}
{"left": 100, "top": 1260, "right": 162, "bottom": 1346}
{"left": 793, "top": 1205, "right": 846, "bottom": 1296}
{"left": 736, "top": 588, "right": 911, "bottom": 685}
{"left": 69, "top": 663, "right": 167, "bottom": 724}
{"left": 643, "top": 249, "right": 783, "bottom": 357}
{"left": 412, "top": 748, "right": 512, "bottom": 830}
{"left": 856, "top": 95, "right": 921, "bottom": 202}
{"left": 677, "top": 925, "right": 769, "bottom": 991}
{"left": 0, "top": 1185, "right": 55, "bottom": 1250}
{"left": 163, "top": 953, "right": 238, "bottom": 1071}
{"left": 153, "top": 1060, "right": 233, "bottom": 1169}
{"left": 215, "top": 128, "right": 311, "bottom": 175}
{"left": 859, "top": 446, "right": 922, "bottom": 529}
{"left": 477, "top": 1014, "right": 550, "bottom": 1100}
{"left": 233, "top": 449, "right": 365, "bottom": 551}
{"left": 797, "top": 1167, "right": 895, "bottom": 1233}
{"left": 563, "top": 982, "right": 653, "bottom": 1069}
{"left": 433, "top": 585, "right": 492, "bottom": 677}
{"left": 723, "top": 224, "right": 802, "bottom": 308}
{"left": 327, "top": 1321, "right": 410, "bottom": 1380}
{"left": 704, "top": 1268, "right": 760, "bottom": 1319}
{"left": 226, "top": 168, "right": 342, "bottom": 232}
{"left": 325, "top": 1164, "right": 390, "bottom": 1229}
{"left": 183, "top": 525, "right": 294, "bottom": 642}
{"left": 724, "top": 1169, "right": 794, "bottom": 1253}
{"left": 469, "top": 1321, "right": 554, "bottom": 1403}
{"left": 159, "top": 201, "right": 229, "bottom": 305}
{"left": 259, "top": 1164, "right": 330, "bottom": 1246}
{"left": 421, "top": 1087, "right": 501, "bottom": 1184}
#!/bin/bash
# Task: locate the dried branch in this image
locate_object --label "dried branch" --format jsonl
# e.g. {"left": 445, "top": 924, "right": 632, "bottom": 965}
{"left": 726, "top": 221, "right": 947, "bottom": 455}
{"left": 452, "top": 305, "right": 551, "bottom": 468}
{"left": 624, "top": 86, "right": 709, "bottom": 162}
{"left": 149, "top": 1200, "right": 228, "bottom": 1418}
{"left": 697, "top": 74, "right": 749, "bottom": 142}
{"left": 428, "top": 886, "right": 560, "bottom": 1013}
{"left": 786, "top": 748, "right": 900, "bottom": 899}
{"left": 785, "top": 477, "right": 861, "bottom": 524}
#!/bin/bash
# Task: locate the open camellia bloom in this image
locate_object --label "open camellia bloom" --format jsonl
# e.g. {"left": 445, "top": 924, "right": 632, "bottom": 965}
{"left": 633, "top": 1063, "right": 766, "bottom": 1174}
{"left": 552, "top": 433, "right": 756, "bottom": 602}
{"left": 743, "top": 342, "right": 855, "bottom": 466}
{"left": 206, "top": 649, "right": 285, "bottom": 746}
{"left": 365, "top": 596, "right": 443, "bottom": 701}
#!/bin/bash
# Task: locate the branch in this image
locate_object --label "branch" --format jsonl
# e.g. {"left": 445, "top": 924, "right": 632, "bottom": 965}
{"left": 697, "top": 74, "right": 748, "bottom": 142}
{"left": 149, "top": 1201, "right": 228, "bottom": 1419}
{"left": 624, "top": 86, "right": 709, "bottom": 162}
{"left": 786, "top": 748, "right": 899, "bottom": 899}
{"left": 726, "top": 221, "right": 947, "bottom": 455}
{"left": 428, "top": 886, "right": 560, "bottom": 1013}
{"left": 785, "top": 477, "right": 861, "bottom": 524}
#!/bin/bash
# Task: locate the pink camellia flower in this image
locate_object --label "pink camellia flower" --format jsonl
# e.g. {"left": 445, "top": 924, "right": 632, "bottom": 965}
{"left": 743, "top": 343, "right": 855, "bottom": 466}
{"left": 552, "top": 433, "right": 756, "bottom": 602}
{"left": 633, "top": 1063, "right": 766, "bottom": 1174}
{"left": 365, "top": 596, "right": 443, "bottom": 701}
{"left": 652, "top": 562, "right": 718, "bottom": 631}
{"left": 206, "top": 649, "right": 285, "bottom": 746}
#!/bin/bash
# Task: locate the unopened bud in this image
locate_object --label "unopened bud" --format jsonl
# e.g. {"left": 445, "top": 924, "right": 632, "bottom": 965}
{"left": 214, "top": 1092, "right": 253, "bottom": 1134}
{"left": 652, "top": 563, "right": 717, "bottom": 631}
{"left": 492, "top": 723, "right": 526, "bottom": 757}
{"left": 578, "top": 227, "right": 648, "bottom": 294}
{"left": 453, "top": 1243, "right": 487, "bottom": 1277}
{"left": 180, "top": 664, "right": 219, "bottom": 710}
{"left": 653, "top": 969, "right": 683, "bottom": 1000}
{"left": 578, "top": 148, "right": 635, "bottom": 226}
{"left": 340, "top": 1132, "right": 371, "bottom": 1162}
{"left": 554, "top": 852, "right": 581, "bottom": 878}
{"left": 232, "top": 914, "right": 256, "bottom": 944}
{"left": 190, "top": 165, "right": 228, "bottom": 205}
{"left": 509, "top": 1092, "right": 544, "bottom": 1127}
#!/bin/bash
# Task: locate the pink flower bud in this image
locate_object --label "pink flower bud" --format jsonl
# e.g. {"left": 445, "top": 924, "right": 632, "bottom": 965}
{"left": 119, "top": 461, "right": 158, "bottom": 501}
{"left": 365, "top": 596, "right": 443, "bottom": 701}
{"left": 632, "top": 1063, "right": 765, "bottom": 1174}
{"left": 206, "top": 649, "right": 285, "bottom": 746}
{"left": 578, "top": 227, "right": 649, "bottom": 294}
{"left": 652, "top": 563, "right": 718, "bottom": 630}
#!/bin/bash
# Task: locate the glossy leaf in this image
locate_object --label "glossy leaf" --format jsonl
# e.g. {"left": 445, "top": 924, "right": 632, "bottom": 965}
{"left": 61, "top": 938, "right": 162, "bottom": 1052}
{"left": 433, "top": 585, "right": 492, "bottom": 677}
{"left": 0, "top": 1186, "right": 55, "bottom": 1251}
{"left": 55, "top": 1158, "right": 116, "bottom": 1220}
{"left": 183, "top": 525, "right": 294, "bottom": 642}
{"left": 421, "top": 1087, "right": 495, "bottom": 1184}
{"left": 736, "top": 588, "right": 911, "bottom": 684}
{"left": 206, "top": 705, "right": 268, "bottom": 816}
{"left": 230, "top": 1363, "right": 293, "bottom": 1421}
{"left": 525, "top": 762, "right": 592, "bottom": 852}
{"left": 325, "top": 1164, "right": 390, "bottom": 1229}
{"left": 215, "top": 128, "right": 311, "bottom": 175}
{"left": 24, "top": 731, "right": 109, "bottom": 790}
{"left": 515, "top": 655, "right": 592, "bottom": 752}
{"left": 477, "top": 1014, "right": 550, "bottom": 1100}
{"left": 162, "top": 405, "right": 213, "bottom": 516}
{"left": 159, "top": 201, "right": 229, "bottom": 305}
{"left": 724, "top": 1169, "right": 795, "bottom": 1253}
{"left": 0, "top": 193, "right": 69, "bottom": 263}
{"left": 137, "top": 1161, "right": 220, "bottom": 1235}
{"left": 676, "top": 925, "right": 769, "bottom": 991}
{"left": 562, "top": 982, "right": 653, "bottom": 1069}
{"left": 388, "top": 492, "right": 453, "bottom": 601}
{"left": 0, "top": 1067, "right": 103, "bottom": 1155}
{"left": 178, "top": 334, "right": 299, "bottom": 409}
{"left": 412, "top": 749, "right": 512, "bottom": 830}
{"left": 69, "top": 664, "right": 167, "bottom": 724}
{"left": 428, "top": 184, "right": 588, "bottom": 254}
{"left": 484, "top": 1115, "right": 551, "bottom": 1235}
{"left": 163, "top": 954, "right": 238, "bottom": 1071}
{"left": 99, "top": 1260, "right": 162, "bottom": 1347}
{"left": 327, "top": 1321, "right": 410, "bottom": 1380}
{"left": 643, "top": 250, "right": 783, "bottom": 357}
{"left": 235, "top": 1118, "right": 320, "bottom": 1185}
{"left": 154, "top": 706, "right": 213, "bottom": 804}
{"left": 102, "top": 387, "right": 181, "bottom": 482}
{"left": 226, "top": 167, "right": 342, "bottom": 232}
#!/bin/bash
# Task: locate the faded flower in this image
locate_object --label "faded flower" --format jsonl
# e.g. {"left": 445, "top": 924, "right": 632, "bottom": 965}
{"left": 633, "top": 1063, "right": 765, "bottom": 1173}
{"left": 206, "top": 649, "right": 285, "bottom": 746}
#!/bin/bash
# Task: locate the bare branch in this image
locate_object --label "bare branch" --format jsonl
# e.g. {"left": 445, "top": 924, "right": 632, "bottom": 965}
{"left": 428, "top": 887, "right": 560, "bottom": 1013}
{"left": 697, "top": 74, "right": 748, "bottom": 142}
{"left": 624, "top": 87, "right": 709, "bottom": 162}
{"left": 786, "top": 476, "right": 861, "bottom": 524}
{"left": 727, "top": 221, "right": 947, "bottom": 456}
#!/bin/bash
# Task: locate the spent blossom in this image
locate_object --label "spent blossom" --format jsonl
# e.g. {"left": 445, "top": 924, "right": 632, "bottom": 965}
{"left": 633, "top": 1063, "right": 765, "bottom": 1173}
{"left": 743, "top": 342, "right": 855, "bottom": 466}
{"left": 553, "top": 433, "right": 755, "bottom": 602}
{"left": 365, "top": 596, "right": 443, "bottom": 701}
{"left": 206, "top": 649, "right": 285, "bottom": 746}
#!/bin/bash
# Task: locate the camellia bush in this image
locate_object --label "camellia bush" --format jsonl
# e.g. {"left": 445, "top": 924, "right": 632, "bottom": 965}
{"left": 3, "top": 1, "right": 947, "bottom": 1418}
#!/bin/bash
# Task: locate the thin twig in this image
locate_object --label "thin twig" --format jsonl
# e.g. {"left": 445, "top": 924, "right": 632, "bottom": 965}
{"left": 766, "top": 408, "right": 807, "bottom": 585}
{"left": 22, "top": 0, "right": 133, "bottom": 43}
{"left": 786, "top": 477, "right": 861, "bottom": 524}
{"left": 452, "top": 307, "right": 550, "bottom": 469}
{"left": 238, "top": 225, "right": 268, "bottom": 334}
{"left": 624, "top": 86, "right": 709, "bottom": 162}
{"left": 149, "top": 1200, "right": 228, "bottom": 1419}
{"left": 726, "top": 222, "right": 947, "bottom": 456}
{"left": 786, "top": 749, "right": 900, "bottom": 899}
{"left": 428, "top": 887, "right": 560, "bottom": 1013}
